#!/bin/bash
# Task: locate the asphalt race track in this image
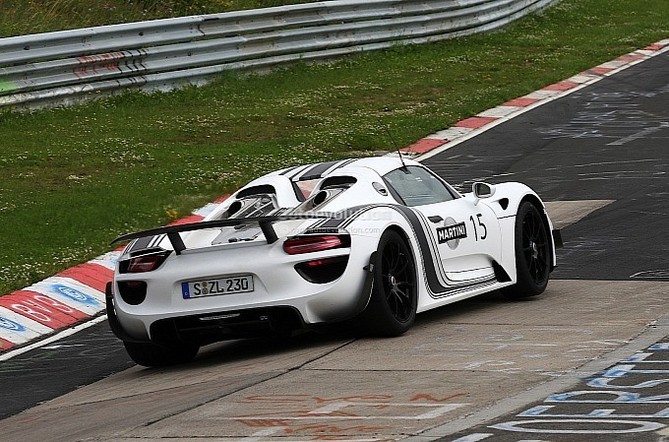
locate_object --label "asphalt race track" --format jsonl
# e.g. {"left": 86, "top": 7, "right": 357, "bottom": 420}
{"left": 423, "top": 50, "right": 669, "bottom": 282}
{"left": 420, "top": 45, "right": 669, "bottom": 442}
{"left": 0, "top": 49, "right": 667, "bottom": 441}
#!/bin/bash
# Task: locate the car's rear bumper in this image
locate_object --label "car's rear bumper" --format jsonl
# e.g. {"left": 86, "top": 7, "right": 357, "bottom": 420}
{"left": 109, "top": 241, "right": 375, "bottom": 343}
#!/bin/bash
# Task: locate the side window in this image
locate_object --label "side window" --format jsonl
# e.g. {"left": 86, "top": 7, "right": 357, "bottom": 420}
{"left": 384, "top": 166, "right": 456, "bottom": 207}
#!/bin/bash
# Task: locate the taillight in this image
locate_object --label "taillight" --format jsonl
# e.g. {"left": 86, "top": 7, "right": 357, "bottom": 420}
{"left": 283, "top": 235, "right": 350, "bottom": 255}
{"left": 119, "top": 251, "right": 171, "bottom": 273}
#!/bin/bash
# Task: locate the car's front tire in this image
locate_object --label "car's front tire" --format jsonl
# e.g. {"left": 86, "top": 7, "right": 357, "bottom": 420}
{"left": 123, "top": 341, "right": 199, "bottom": 367}
{"left": 501, "top": 201, "right": 551, "bottom": 299}
{"left": 360, "top": 230, "right": 417, "bottom": 336}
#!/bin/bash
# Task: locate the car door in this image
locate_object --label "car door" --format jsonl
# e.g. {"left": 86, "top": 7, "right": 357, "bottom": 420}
{"left": 419, "top": 197, "right": 500, "bottom": 283}
{"left": 383, "top": 166, "right": 501, "bottom": 285}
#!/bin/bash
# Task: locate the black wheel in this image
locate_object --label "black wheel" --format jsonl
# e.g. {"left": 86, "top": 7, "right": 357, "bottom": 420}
{"left": 123, "top": 341, "right": 199, "bottom": 367}
{"left": 360, "top": 230, "right": 417, "bottom": 336}
{"left": 501, "top": 201, "right": 551, "bottom": 299}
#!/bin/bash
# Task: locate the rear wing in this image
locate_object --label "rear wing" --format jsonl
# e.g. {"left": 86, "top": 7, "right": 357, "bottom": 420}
{"left": 111, "top": 214, "right": 331, "bottom": 255}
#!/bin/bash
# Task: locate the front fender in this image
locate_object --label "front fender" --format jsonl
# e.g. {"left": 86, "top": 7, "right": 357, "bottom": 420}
{"left": 471, "top": 183, "right": 559, "bottom": 271}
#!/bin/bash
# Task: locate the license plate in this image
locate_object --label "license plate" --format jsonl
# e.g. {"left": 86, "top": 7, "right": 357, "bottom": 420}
{"left": 182, "top": 275, "right": 254, "bottom": 299}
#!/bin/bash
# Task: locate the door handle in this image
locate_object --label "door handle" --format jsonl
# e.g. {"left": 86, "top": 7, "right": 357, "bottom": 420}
{"left": 428, "top": 215, "right": 443, "bottom": 223}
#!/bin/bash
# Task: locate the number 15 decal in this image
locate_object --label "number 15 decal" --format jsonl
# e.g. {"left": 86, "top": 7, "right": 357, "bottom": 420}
{"left": 469, "top": 214, "right": 487, "bottom": 241}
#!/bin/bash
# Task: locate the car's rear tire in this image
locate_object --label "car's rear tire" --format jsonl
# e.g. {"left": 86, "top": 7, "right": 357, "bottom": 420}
{"left": 360, "top": 230, "right": 417, "bottom": 336}
{"left": 501, "top": 201, "right": 551, "bottom": 299}
{"left": 123, "top": 341, "right": 199, "bottom": 367}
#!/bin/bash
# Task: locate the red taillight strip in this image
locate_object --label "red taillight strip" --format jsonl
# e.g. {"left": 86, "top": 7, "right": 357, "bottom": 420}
{"left": 120, "top": 251, "right": 171, "bottom": 273}
{"left": 127, "top": 256, "right": 163, "bottom": 273}
{"left": 283, "top": 235, "right": 347, "bottom": 255}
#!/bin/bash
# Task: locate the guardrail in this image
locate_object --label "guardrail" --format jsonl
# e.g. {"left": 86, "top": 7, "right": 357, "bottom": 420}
{"left": 0, "top": 0, "right": 556, "bottom": 109}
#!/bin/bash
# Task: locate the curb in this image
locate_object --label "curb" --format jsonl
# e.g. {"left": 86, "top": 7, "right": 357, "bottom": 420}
{"left": 407, "top": 39, "right": 669, "bottom": 160}
{"left": 1, "top": 38, "right": 668, "bottom": 357}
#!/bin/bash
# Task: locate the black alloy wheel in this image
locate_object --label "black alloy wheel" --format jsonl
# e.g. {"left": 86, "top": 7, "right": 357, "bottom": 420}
{"left": 380, "top": 238, "right": 416, "bottom": 323}
{"left": 501, "top": 201, "right": 551, "bottom": 299}
{"left": 522, "top": 204, "right": 549, "bottom": 286}
{"left": 360, "top": 229, "right": 418, "bottom": 336}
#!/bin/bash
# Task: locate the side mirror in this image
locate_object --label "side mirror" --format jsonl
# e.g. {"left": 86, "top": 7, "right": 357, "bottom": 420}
{"left": 472, "top": 182, "right": 496, "bottom": 205}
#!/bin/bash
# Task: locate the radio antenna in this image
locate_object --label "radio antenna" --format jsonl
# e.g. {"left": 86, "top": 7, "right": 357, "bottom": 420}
{"left": 380, "top": 119, "right": 407, "bottom": 170}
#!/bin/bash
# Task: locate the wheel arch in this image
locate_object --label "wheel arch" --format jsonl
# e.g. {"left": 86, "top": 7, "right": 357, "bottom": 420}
{"left": 518, "top": 194, "right": 557, "bottom": 271}
{"left": 359, "top": 224, "right": 419, "bottom": 336}
{"left": 384, "top": 224, "right": 412, "bottom": 248}
{"left": 382, "top": 223, "right": 421, "bottom": 274}
{"left": 490, "top": 186, "right": 558, "bottom": 280}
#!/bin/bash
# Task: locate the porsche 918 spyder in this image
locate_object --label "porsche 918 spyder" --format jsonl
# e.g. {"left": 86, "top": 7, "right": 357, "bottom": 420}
{"left": 107, "top": 156, "right": 562, "bottom": 366}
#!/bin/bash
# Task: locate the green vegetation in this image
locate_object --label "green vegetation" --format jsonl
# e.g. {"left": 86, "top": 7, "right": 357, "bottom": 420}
{"left": 0, "top": 0, "right": 668, "bottom": 294}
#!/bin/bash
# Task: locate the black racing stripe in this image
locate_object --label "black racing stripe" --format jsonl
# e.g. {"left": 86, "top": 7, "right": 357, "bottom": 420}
{"left": 279, "top": 165, "right": 301, "bottom": 176}
{"left": 127, "top": 234, "right": 166, "bottom": 253}
{"left": 298, "top": 160, "right": 342, "bottom": 181}
{"left": 320, "top": 205, "right": 377, "bottom": 229}
{"left": 310, "top": 203, "right": 497, "bottom": 298}
{"left": 281, "top": 159, "right": 355, "bottom": 183}
{"left": 287, "top": 165, "right": 311, "bottom": 180}
{"left": 148, "top": 234, "right": 164, "bottom": 248}
{"left": 331, "top": 158, "right": 357, "bottom": 171}
{"left": 129, "top": 236, "right": 154, "bottom": 251}
{"left": 306, "top": 216, "right": 330, "bottom": 230}
{"left": 391, "top": 204, "right": 461, "bottom": 295}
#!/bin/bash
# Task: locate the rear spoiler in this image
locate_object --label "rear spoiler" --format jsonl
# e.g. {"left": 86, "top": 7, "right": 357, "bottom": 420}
{"left": 111, "top": 214, "right": 331, "bottom": 255}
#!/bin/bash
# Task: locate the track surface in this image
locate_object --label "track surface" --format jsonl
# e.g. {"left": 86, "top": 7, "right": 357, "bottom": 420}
{"left": 1, "top": 50, "right": 667, "bottom": 441}
{"left": 417, "top": 47, "right": 669, "bottom": 442}
{"left": 0, "top": 323, "right": 133, "bottom": 420}
{"left": 424, "top": 50, "right": 669, "bottom": 281}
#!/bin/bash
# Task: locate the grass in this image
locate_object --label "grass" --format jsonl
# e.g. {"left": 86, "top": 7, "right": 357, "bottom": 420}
{"left": 0, "top": 0, "right": 668, "bottom": 294}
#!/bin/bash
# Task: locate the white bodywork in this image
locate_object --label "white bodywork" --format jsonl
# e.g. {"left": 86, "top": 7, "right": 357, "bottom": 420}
{"left": 111, "top": 157, "right": 558, "bottom": 343}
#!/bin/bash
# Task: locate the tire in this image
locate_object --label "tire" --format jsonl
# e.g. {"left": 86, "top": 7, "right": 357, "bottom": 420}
{"left": 123, "top": 341, "right": 199, "bottom": 367}
{"left": 501, "top": 201, "right": 551, "bottom": 299}
{"left": 360, "top": 230, "right": 418, "bottom": 336}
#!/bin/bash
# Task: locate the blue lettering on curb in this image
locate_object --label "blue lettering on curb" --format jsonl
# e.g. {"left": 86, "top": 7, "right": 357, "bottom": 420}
{"left": 52, "top": 284, "right": 102, "bottom": 307}
{"left": 0, "top": 316, "right": 26, "bottom": 332}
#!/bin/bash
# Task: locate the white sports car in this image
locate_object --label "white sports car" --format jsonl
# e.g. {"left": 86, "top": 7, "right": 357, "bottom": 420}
{"left": 107, "top": 156, "right": 562, "bottom": 366}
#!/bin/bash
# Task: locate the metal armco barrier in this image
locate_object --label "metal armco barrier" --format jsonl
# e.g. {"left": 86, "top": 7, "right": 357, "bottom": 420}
{"left": 0, "top": 0, "right": 556, "bottom": 109}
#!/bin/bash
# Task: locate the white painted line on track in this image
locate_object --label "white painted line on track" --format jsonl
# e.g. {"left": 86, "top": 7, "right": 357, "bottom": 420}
{"left": 243, "top": 428, "right": 281, "bottom": 441}
{"left": 0, "top": 314, "right": 107, "bottom": 361}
